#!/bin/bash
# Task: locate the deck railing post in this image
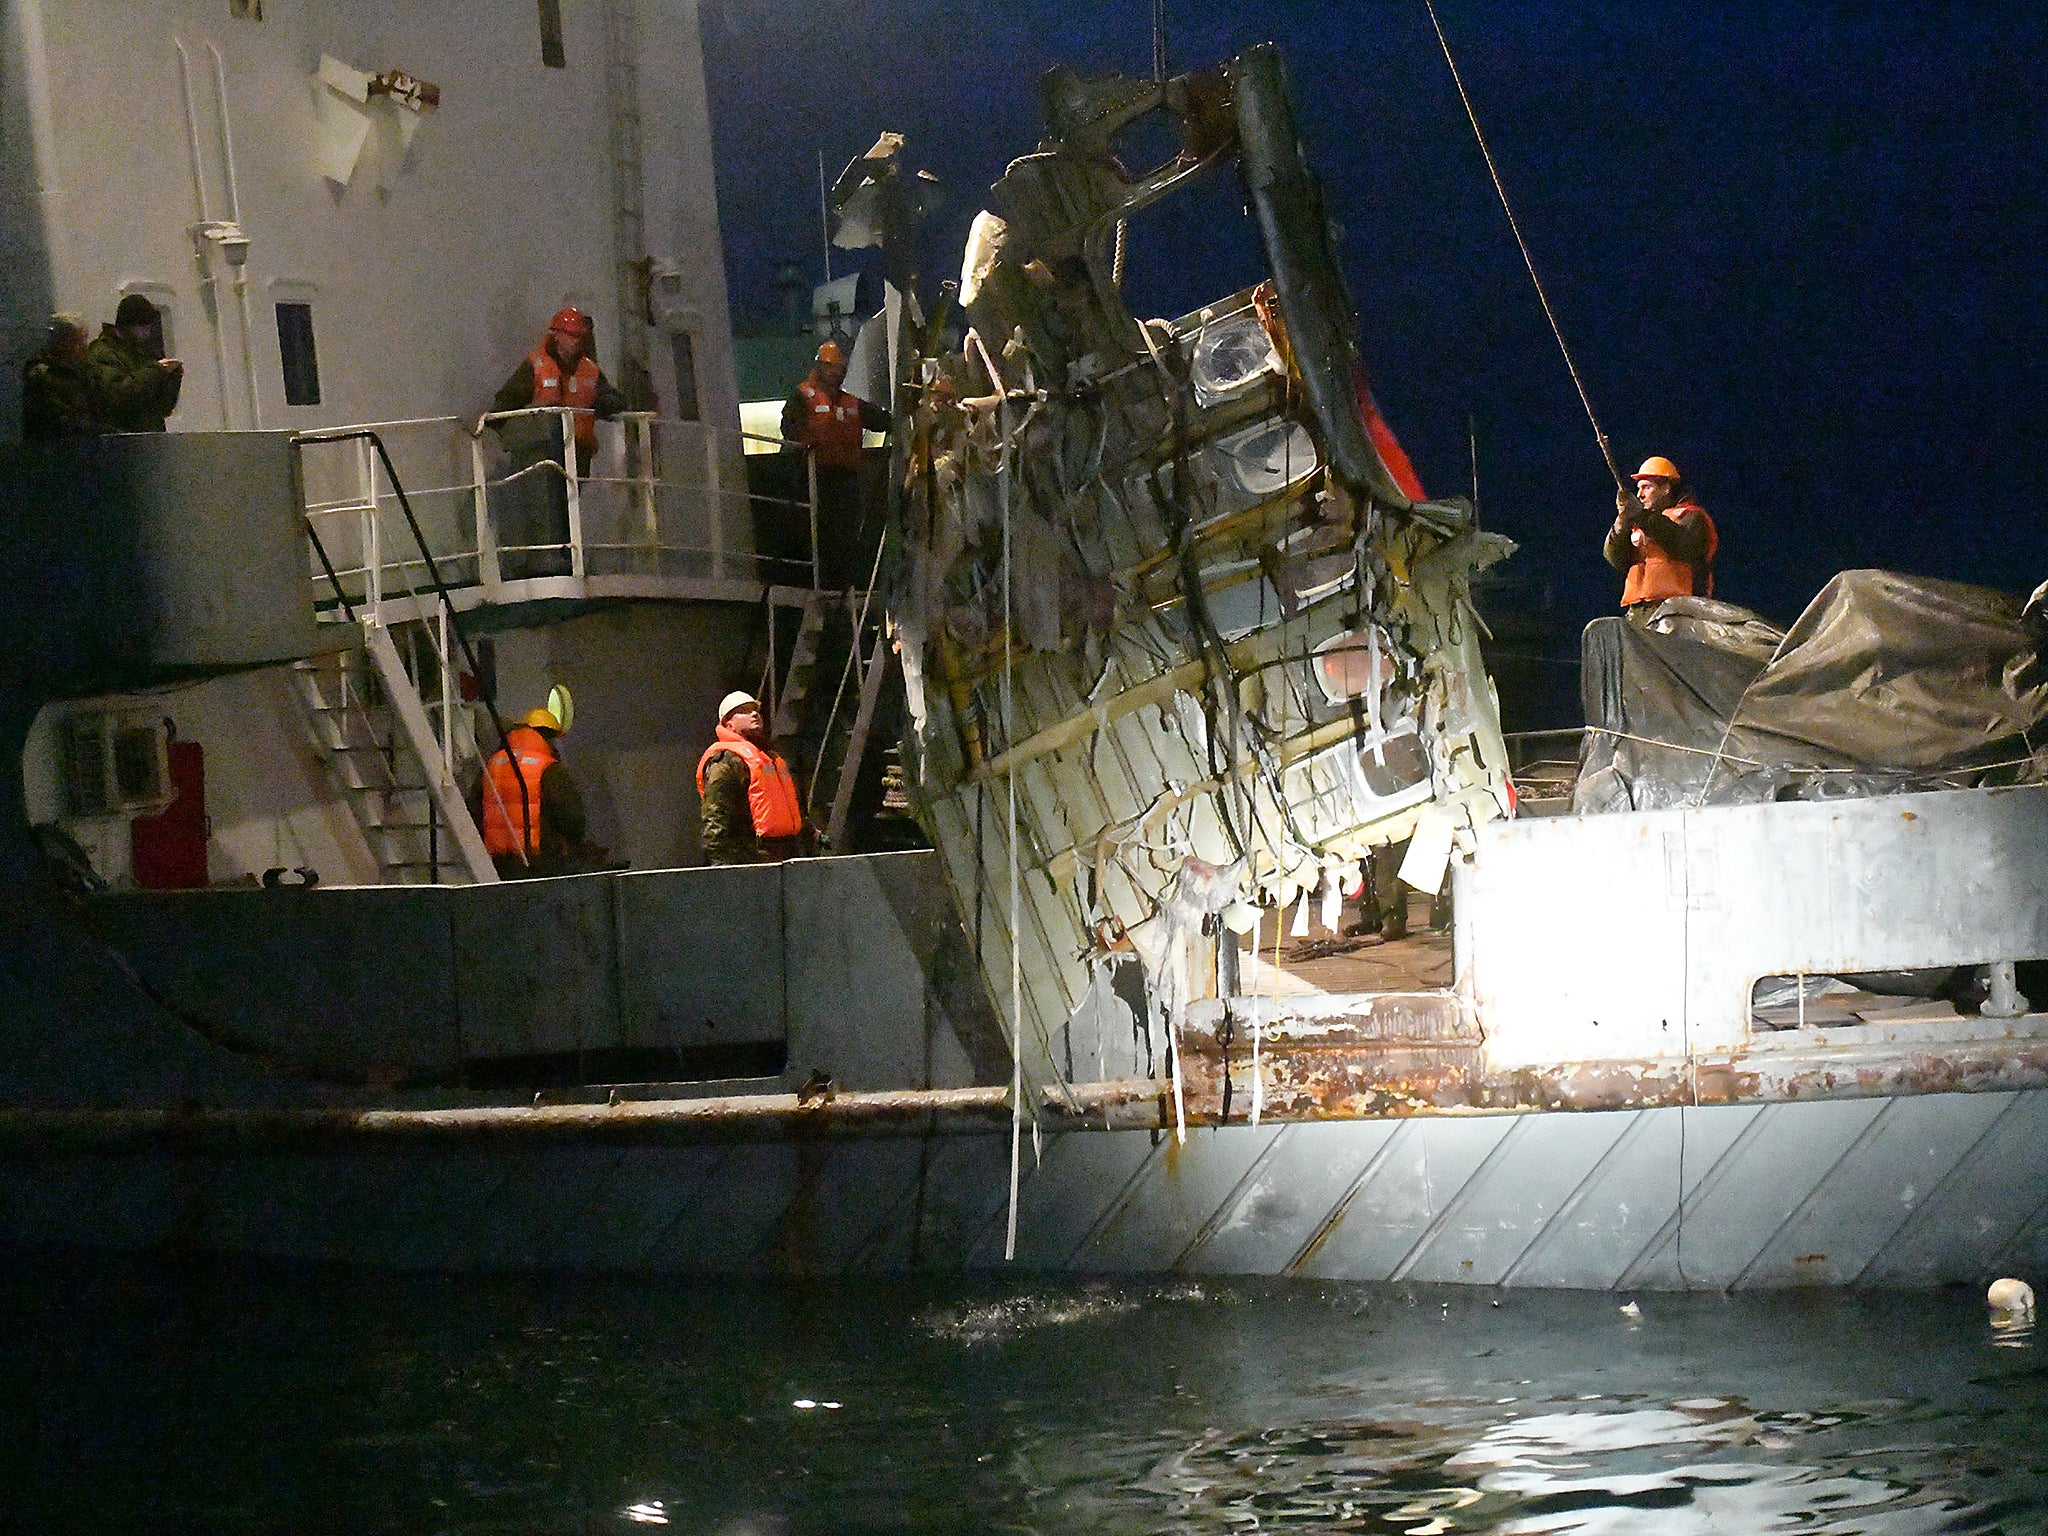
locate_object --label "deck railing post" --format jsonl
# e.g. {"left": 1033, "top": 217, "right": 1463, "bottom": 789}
{"left": 807, "top": 446, "right": 821, "bottom": 592}
{"left": 472, "top": 427, "right": 502, "bottom": 594}
{"left": 359, "top": 435, "right": 381, "bottom": 614}
{"left": 437, "top": 606, "right": 456, "bottom": 778}
{"left": 562, "top": 406, "right": 586, "bottom": 579}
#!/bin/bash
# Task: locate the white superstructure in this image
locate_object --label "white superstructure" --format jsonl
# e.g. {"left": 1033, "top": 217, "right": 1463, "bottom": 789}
{"left": 1, "top": 0, "right": 738, "bottom": 439}
{"left": 0, "top": 1, "right": 816, "bottom": 889}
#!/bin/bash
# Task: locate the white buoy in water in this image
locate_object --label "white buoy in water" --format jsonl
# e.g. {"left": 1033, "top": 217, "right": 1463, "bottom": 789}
{"left": 1987, "top": 1277, "right": 2035, "bottom": 1315}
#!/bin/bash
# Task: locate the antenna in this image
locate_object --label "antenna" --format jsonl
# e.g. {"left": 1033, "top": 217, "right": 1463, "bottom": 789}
{"left": 1469, "top": 412, "right": 1480, "bottom": 524}
{"left": 1152, "top": 0, "right": 1168, "bottom": 84}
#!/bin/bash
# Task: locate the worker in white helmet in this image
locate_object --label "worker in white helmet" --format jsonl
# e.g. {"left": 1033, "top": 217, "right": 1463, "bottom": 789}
{"left": 696, "top": 691, "right": 807, "bottom": 864}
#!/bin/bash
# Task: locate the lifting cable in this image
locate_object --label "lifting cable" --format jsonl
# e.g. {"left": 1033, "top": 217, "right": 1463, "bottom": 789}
{"left": 1420, "top": 0, "right": 1626, "bottom": 491}
{"left": 970, "top": 327, "right": 1028, "bottom": 1263}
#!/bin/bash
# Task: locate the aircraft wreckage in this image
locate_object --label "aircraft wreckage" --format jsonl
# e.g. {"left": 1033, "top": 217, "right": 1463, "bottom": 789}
{"left": 836, "top": 44, "right": 2048, "bottom": 1137}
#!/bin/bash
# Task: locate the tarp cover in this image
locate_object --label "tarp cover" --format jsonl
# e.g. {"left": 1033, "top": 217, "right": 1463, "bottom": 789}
{"left": 1575, "top": 570, "right": 2048, "bottom": 812}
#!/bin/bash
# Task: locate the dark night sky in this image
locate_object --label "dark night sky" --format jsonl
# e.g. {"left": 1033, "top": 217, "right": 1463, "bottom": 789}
{"left": 700, "top": 1, "right": 2048, "bottom": 648}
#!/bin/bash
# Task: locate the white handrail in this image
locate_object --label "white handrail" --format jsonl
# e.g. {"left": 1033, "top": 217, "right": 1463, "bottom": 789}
{"left": 297, "top": 406, "right": 829, "bottom": 617}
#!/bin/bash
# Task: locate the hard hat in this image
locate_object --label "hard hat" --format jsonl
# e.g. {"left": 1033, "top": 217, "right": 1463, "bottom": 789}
{"left": 815, "top": 341, "right": 845, "bottom": 366}
{"left": 522, "top": 707, "right": 562, "bottom": 733}
{"left": 548, "top": 306, "right": 592, "bottom": 339}
{"left": 718, "top": 690, "right": 760, "bottom": 721}
{"left": 1632, "top": 455, "right": 1681, "bottom": 483}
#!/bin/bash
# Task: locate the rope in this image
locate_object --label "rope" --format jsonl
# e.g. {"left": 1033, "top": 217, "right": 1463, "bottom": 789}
{"left": 977, "top": 329, "right": 1027, "bottom": 1264}
{"left": 1690, "top": 624, "right": 1796, "bottom": 804}
{"left": 1420, "top": 0, "right": 1625, "bottom": 489}
{"left": 1590, "top": 723, "right": 2039, "bottom": 781}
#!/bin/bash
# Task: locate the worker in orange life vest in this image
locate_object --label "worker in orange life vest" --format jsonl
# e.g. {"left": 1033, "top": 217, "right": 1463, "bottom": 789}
{"left": 487, "top": 307, "right": 632, "bottom": 579}
{"left": 781, "top": 340, "right": 889, "bottom": 589}
{"left": 1604, "top": 455, "right": 1719, "bottom": 618}
{"left": 492, "top": 306, "right": 631, "bottom": 475}
{"left": 476, "top": 705, "right": 591, "bottom": 879}
{"left": 696, "top": 691, "right": 808, "bottom": 864}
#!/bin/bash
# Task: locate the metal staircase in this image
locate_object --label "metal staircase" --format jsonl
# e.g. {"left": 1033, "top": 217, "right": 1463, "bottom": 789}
{"left": 295, "top": 427, "right": 511, "bottom": 885}
{"left": 769, "top": 590, "right": 833, "bottom": 739}
{"left": 288, "top": 617, "right": 495, "bottom": 884}
{"left": 769, "top": 587, "right": 898, "bottom": 853}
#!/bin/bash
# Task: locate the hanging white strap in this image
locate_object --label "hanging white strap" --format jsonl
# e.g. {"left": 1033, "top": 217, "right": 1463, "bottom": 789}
{"left": 1169, "top": 1003, "right": 1187, "bottom": 1146}
{"left": 1249, "top": 903, "right": 1272, "bottom": 1129}
{"left": 1365, "top": 623, "right": 1386, "bottom": 764}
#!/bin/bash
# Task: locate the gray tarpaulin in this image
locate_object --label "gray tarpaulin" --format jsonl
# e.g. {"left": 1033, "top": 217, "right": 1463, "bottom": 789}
{"left": 1575, "top": 570, "right": 2048, "bottom": 813}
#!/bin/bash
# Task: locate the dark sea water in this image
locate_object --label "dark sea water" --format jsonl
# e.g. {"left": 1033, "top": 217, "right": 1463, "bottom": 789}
{"left": 5, "top": 1258, "right": 2045, "bottom": 1534}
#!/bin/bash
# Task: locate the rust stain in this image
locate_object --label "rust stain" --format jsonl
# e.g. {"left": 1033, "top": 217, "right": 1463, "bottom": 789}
{"left": 1167, "top": 1021, "right": 2048, "bottom": 1127}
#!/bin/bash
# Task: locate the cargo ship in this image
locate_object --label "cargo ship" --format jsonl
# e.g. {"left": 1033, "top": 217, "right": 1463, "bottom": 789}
{"left": 3, "top": 4, "right": 2045, "bottom": 1292}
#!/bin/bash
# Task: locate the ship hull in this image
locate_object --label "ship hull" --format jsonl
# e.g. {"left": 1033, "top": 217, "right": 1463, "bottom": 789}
{"left": 4, "top": 1089, "right": 2044, "bottom": 1290}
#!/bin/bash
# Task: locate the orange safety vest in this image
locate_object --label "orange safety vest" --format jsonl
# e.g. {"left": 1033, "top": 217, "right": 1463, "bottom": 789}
{"left": 529, "top": 347, "right": 601, "bottom": 453}
{"left": 795, "top": 377, "right": 866, "bottom": 469}
{"left": 481, "top": 725, "right": 556, "bottom": 856}
{"left": 695, "top": 725, "right": 804, "bottom": 840}
{"left": 1622, "top": 501, "right": 1718, "bottom": 606}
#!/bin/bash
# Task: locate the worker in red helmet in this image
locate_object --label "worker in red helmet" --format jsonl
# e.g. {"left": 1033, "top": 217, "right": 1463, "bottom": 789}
{"left": 781, "top": 340, "right": 889, "bottom": 589}
{"left": 1604, "top": 455, "right": 1718, "bottom": 617}
{"left": 488, "top": 305, "right": 633, "bottom": 578}
{"left": 492, "top": 306, "right": 631, "bottom": 476}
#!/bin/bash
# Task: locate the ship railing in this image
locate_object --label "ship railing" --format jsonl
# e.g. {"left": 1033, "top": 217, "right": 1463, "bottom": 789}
{"left": 1501, "top": 727, "right": 1587, "bottom": 814}
{"left": 297, "top": 408, "right": 821, "bottom": 620}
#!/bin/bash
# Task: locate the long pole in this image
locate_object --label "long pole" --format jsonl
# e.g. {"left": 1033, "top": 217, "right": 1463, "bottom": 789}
{"left": 1152, "top": 0, "right": 1167, "bottom": 83}
{"left": 818, "top": 148, "right": 832, "bottom": 284}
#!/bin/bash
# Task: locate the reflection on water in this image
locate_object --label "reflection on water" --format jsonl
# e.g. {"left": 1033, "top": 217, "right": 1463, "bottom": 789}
{"left": 4, "top": 1260, "right": 2043, "bottom": 1533}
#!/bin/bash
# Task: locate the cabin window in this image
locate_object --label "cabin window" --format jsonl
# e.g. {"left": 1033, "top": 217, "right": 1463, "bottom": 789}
{"left": 275, "top": 302, "right": 321, "bottom": 407}
{"left": 539, "top": 0, "right": 566, "bottom": 68}
{"left": 229, "top": 0, "right": 263, "bottom": 17}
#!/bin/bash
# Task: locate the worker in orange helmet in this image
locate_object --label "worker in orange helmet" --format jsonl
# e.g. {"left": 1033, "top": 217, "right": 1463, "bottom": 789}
{"left": 487, "top": 305, "right": 633, "bottom": 579}
{"left": 696, "top": 691, "right": 809, "bottom": 864}
{"left": 1604, "top": 455, "right": 1718, "bottom": 618}
{"left": 781, "top": 340, "right": 889, "bottom": 589}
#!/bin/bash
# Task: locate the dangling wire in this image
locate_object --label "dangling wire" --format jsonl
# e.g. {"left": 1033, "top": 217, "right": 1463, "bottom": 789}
{"left": 1420, "top": 0, "right": 1625, "bottom": 491}
{"left": 987, "top": 340, "right": 1026, "bottom": 1264}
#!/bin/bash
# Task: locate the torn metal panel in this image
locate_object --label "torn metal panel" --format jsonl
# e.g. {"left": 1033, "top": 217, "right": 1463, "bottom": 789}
{"left": 864, "top": 46, "right": 1510, "bottom": 1104}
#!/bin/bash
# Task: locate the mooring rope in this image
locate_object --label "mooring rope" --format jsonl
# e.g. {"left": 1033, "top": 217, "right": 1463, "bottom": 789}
{"left": 1420, "top": 0, "right": 1625, "bottom": 489}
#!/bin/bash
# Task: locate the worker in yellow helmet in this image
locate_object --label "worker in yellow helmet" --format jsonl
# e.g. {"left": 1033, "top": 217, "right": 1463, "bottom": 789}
{"left": 476, "top": 703, "right": 592, "bottom": 879}
{"left": 1604, "top": 455, "right": 1718, "bottom": 617}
